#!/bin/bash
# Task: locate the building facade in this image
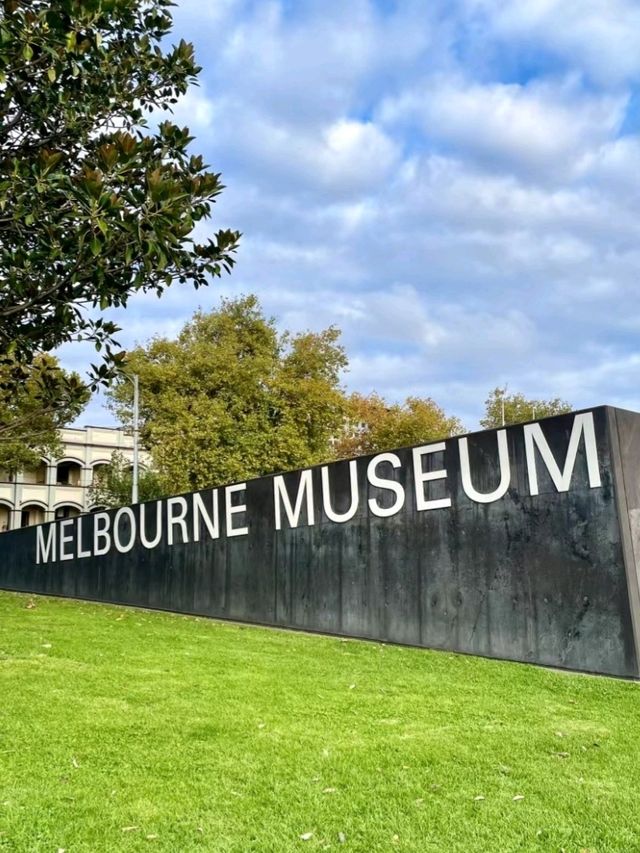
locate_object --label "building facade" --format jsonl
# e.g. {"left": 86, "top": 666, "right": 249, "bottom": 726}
{"left": 0, "top": 426, "right": 141, "bottom": 531}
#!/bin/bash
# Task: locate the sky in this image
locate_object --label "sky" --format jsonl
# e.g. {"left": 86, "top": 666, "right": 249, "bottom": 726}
{"left": 64, "top": 0, "right": 640, "bottom": 430}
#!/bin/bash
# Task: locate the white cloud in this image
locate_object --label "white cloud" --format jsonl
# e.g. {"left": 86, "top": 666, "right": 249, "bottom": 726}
{"left": 192, "top": 102, "right": 400, "bottom": 199}
{"left": 379, "top": 76, "right": 625, "bottom": 180}
{"left": 466, "top": 0, "right": 640, "bottom": 85}
{"left": 586, "top": 136, "right": 640, "bottom": 202}
{"left": 167, "top": 0, "right": 244, "bottom": 32}
{"left": 318, "top": 119, "right": 400, "bottom": 191}
{"left": 203, "top": 0, "right": 451, "bottom": 127}
{"left": 170, "top": 86, "right": 216, "bottom": 132}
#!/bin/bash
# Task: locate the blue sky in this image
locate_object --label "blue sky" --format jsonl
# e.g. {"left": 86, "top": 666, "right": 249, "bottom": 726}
{"left": 65, "top": 0, "right": 640, "bottom": 429}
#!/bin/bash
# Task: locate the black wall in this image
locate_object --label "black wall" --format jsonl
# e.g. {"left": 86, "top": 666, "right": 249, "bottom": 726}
{"left": 1, "top": 406, "right": 638, "bottom": 677}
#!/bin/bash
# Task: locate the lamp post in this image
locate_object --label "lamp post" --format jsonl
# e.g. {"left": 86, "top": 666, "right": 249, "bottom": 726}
{"left": 131, "top": 373, "right": 139, "bottom": 504}
{"left": 120, "top": 372, "right": 140, "bottom": 504}
{"left": 498, "top": 384, "right": 508, "bottom": 427}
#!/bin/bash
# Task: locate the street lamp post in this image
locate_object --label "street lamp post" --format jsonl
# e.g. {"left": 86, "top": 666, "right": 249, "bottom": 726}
{"left": 131, "top": 373, "right": 139, "bottom": 504}
{"left": 120, "top": 372, "right": 140, "bottom": 504}
{"left": 498, "top": 384, "right": 508, "bottom": 427}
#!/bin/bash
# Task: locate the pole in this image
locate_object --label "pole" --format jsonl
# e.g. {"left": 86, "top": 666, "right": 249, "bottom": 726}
{"left": 132, "top": 374, "right": 139, "bottom": 504}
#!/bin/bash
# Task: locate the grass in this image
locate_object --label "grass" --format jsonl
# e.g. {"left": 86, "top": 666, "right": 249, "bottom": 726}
{"left": 0, "top": 592, "right": 639, "bottom": 852}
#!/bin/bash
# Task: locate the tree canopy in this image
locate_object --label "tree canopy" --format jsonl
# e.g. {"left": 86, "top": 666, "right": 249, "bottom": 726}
{"left": 0, "top": 0, "right": 239, "bottom": 398}
{"left": 108, "top": 296, "right": 348, "bottom": 492}
{"left": 0, "top": 353, "right": 89, "bottom": 471}
{"left": 332, "top": 392, "right": 464, "bottom": 459}
{"left": 480, "top": 388, "right": 572, "bottom": 429}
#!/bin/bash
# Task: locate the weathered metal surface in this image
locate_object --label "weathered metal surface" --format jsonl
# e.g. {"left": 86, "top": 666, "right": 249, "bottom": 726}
{"left": 0, "top": 406, "right": 638, "bottom": 677}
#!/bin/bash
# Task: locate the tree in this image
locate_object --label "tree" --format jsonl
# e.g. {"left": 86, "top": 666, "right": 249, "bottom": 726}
{"left": 107, "top": 296, "right": 348, "bottom": 492}
{"left": 89, "top": 450, "right": 166, "bottom": 508}
{"left": 480, "top": 388, "right": 572, "bottom": 429}
{"left": 332, "top": 393, "right": 464, "bottom": 459}
{"left": 0, "top": 0, "right": 239, "bottom": 406}
{"left": 0, "top": 353, "right": 89, "bottom": 471}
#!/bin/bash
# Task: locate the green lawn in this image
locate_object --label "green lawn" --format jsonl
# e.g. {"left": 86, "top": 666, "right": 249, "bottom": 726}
{"left": 0, "top": 591, "right": 638, "bottom": 852}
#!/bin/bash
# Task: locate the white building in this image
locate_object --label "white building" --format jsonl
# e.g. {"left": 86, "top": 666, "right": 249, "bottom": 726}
{"left": 0, "top": 426, "right": 141, "bottom": 531}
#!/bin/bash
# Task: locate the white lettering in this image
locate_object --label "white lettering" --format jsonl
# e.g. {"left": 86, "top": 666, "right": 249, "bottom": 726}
{"left": 94, "top": 512, "right": 111, "bottom": 556}
{"left": 36, "top": 525, "right": 56, "bottom": 565}
{"left": 412, "top": 443, "right": 451, "bottom": 511}
{"left": 193, "top": 491, "right": 219, "bottom": 542}
{"left": 226, "top": 484, "right": 248, "bottom": 537}
{"left": 140, "top": 501, "right": 162, "bottom": 549}
{"left": 367, "top": 453, "right": 405, "bottom": 518}
{"left": 168, "top": 497, "right": 189, "bottom": 545}
{"left": 59, "top": 519, "right": 74, "bottom": 562}
{"left": 524, "top": 412, "right": 601, "bottom": 495}
{"left": 321, "top": 461, "right": 359, "bottom": 523}
{"left": 113, "top": 507, "right": 136, "bottom": 553}
{"left": 76, "top": 516, "right": 91, "bottom": 558}
{"left": 459, "top": 430, "right": 511, "bottom": 504}
{"left": 274, "top": 470, "right": 314, "bottom": 530}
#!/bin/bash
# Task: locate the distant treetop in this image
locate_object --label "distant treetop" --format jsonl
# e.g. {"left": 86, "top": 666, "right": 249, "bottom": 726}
{"left": 480, "top": 388, "right": 572, "bottom": 430}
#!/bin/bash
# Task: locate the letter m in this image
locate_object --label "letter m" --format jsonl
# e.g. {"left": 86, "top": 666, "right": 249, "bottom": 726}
{"left": 524, "top": 412, "right": 601, "bottom": 495}
{"left": 274, "top": 470, "right": 315, "bottom": 530}
{"left": 36, "top": 524, "right": 56, "bottom": 565}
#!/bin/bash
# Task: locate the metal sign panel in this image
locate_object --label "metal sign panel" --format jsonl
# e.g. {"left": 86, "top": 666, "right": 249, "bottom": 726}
{"left": 1, "top": 406, "right": 638, "bottom": 677}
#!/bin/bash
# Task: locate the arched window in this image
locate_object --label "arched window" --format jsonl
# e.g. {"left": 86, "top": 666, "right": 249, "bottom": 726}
{"left": 0, "top": 502, "right": 12, "bottom": 532}
{"left": 54, "top": 505, "right": 81, "bottom": 520}
{"left": 56, "top": 460, "right": 82, "bottom": 487}
{"left": 20, "top": 503, "right": 46, "bottom": 527}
